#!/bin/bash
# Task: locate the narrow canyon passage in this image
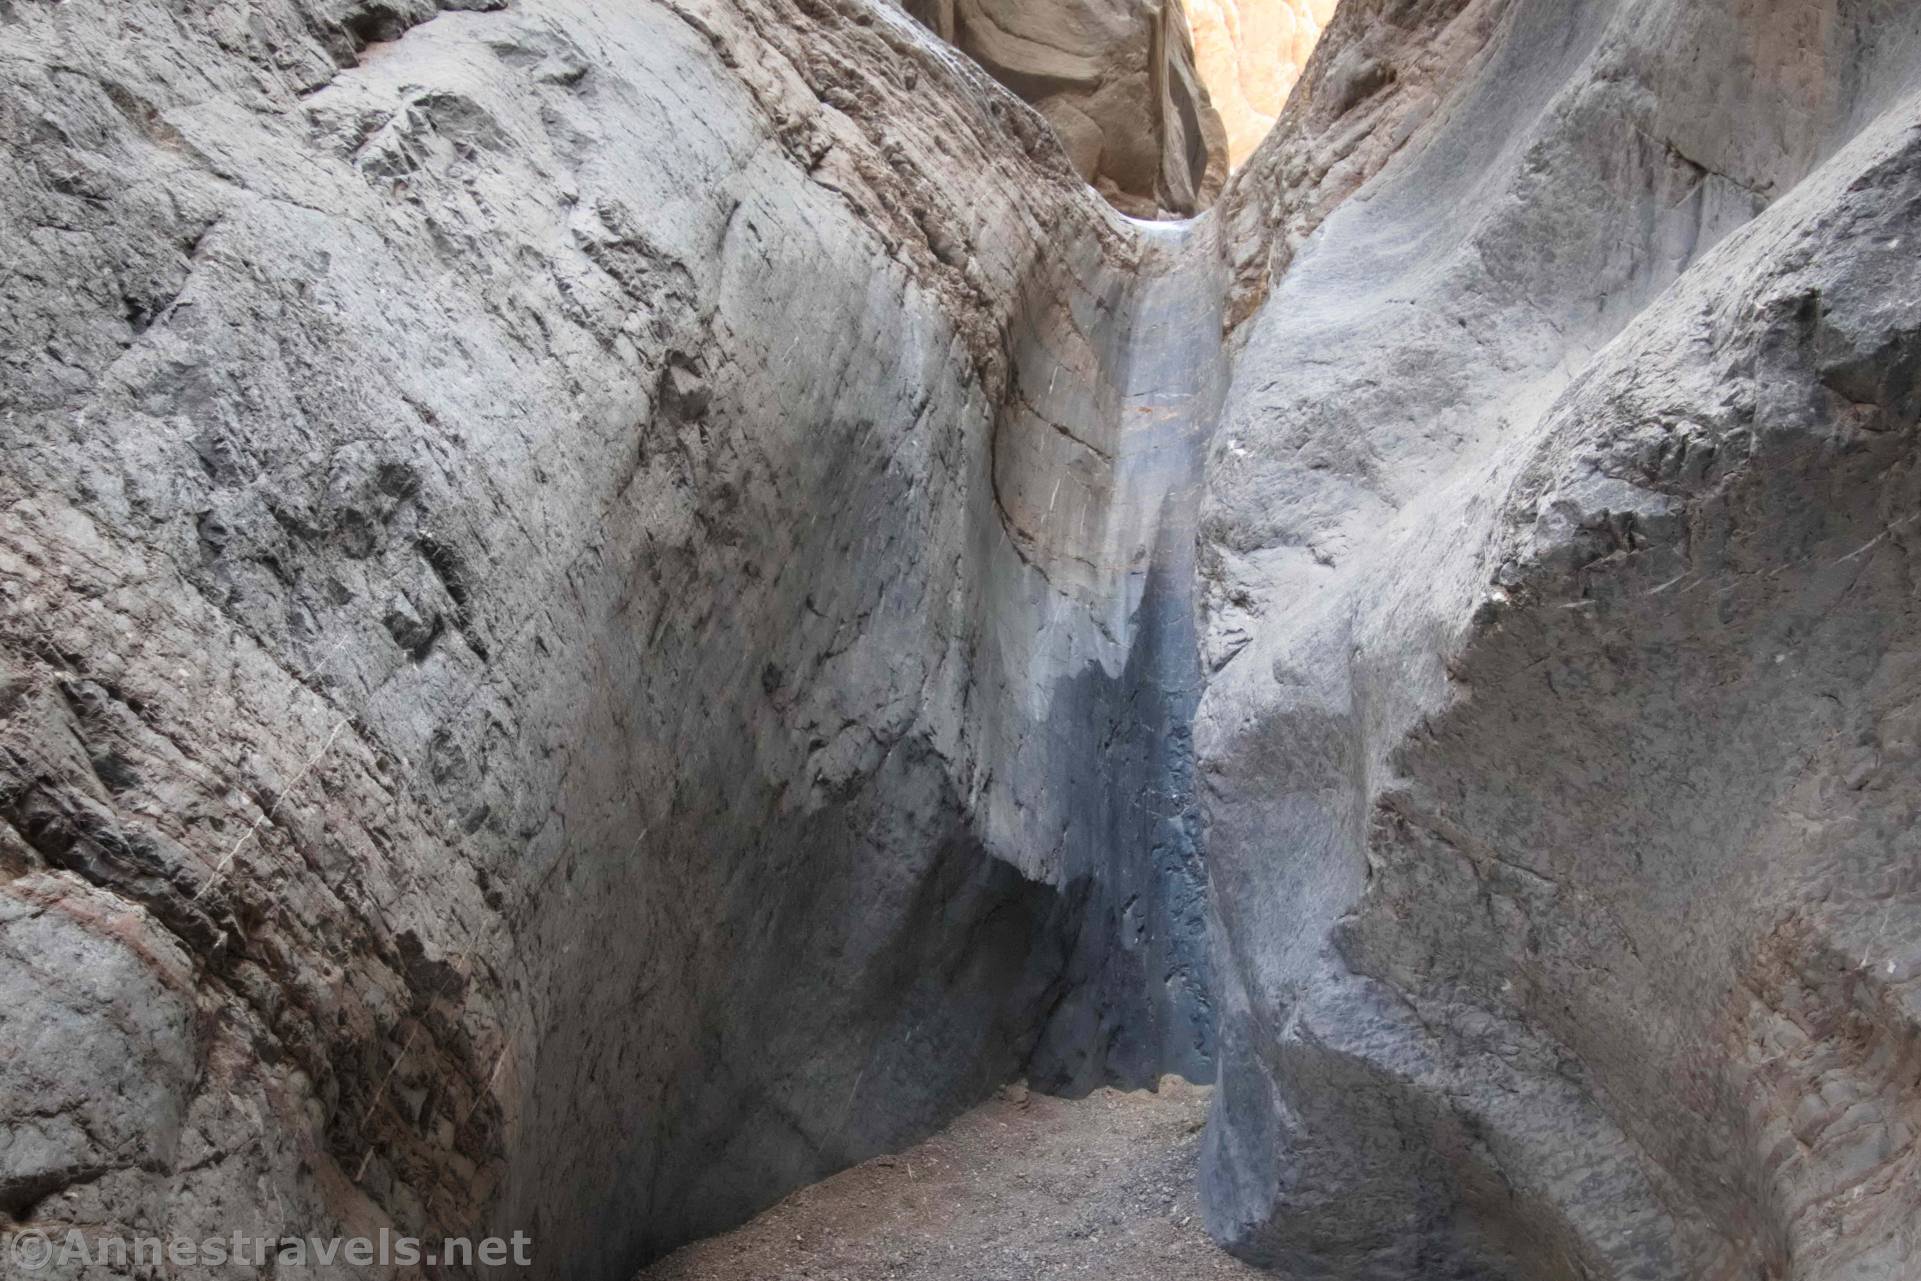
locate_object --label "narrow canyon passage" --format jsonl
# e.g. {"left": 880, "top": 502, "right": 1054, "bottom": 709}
{"left": 6, "top": 1, "right": 1921, "bottom": 1280}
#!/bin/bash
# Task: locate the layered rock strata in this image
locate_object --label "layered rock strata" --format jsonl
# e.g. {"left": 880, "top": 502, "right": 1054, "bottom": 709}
{"left": 0, "top": 1, "right": 1218, "bottom": 1278}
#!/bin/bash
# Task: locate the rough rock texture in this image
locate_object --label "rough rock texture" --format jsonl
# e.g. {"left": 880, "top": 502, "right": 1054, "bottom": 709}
{"left": 901, "top": 0, "right": 1229, "bottom": 216}
{"left": 1185, "top": 0, "right": 1335, "bottom": 168}
{"left": 1211, "top": 0, "right": 1517, "bottom": 331}
{"left": 1197, "top": 1, "right": 1921, "bottom": 1278}
{"left": 0, "top": 0, "right": 1221, "bottom": 1278}
{"left": 6, "top": 0, "right": 1921, "bottom": 1279}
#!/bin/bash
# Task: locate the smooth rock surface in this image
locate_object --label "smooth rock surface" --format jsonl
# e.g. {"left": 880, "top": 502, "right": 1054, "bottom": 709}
{"left": 1186, "top": 0, "right": 1335, "bottom": 167}
{"left": 1197, "top": 1, "right": 1921, "bottom": 1277}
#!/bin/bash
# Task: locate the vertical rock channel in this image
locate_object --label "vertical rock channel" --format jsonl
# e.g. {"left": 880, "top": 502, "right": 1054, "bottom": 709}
{"left": 981, "top": 215, "right": 1231, "bottom": 1095}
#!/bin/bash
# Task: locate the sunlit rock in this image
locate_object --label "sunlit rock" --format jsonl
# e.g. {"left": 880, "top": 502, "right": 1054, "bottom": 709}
{"left": 1186, "top": 0, "right": 1336, "bottom": 167}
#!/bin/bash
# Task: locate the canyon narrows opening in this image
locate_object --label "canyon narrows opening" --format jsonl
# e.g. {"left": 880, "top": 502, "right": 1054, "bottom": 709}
{"left": 900, "top": 0, "right": 1332, "bottom": 217}
{"left": 1186, "top": 0, "right": 1337, "bottom": 169}
{"left": 626, "top": 210, "right": 1245, "bottom": 1279}
{"left": 6, "top": 2, "right": 1921, "bottom": 1281}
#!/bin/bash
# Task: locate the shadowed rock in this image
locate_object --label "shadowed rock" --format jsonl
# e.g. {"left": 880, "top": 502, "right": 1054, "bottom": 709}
{"left": 4, "top": 1, "right": 1921, "bottom": 1280}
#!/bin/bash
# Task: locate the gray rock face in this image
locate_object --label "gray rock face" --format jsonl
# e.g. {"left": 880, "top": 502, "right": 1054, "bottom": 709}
{"left": 974, "top": 216, "right": 1228, "bottom": 1094}
{"left": 4, "top": 0, "right": 1921, "bottom": 1279}
{"left": 1196, "top": 1, "right": 1921, "bottom": 1277}
{"left": 0, "top": 0, "right": 1215, "bottom": 1276}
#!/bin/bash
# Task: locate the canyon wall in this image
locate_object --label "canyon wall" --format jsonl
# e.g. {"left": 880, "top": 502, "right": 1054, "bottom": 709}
{"left": 0, "top": 1, "right": 1199, "bottom": 1277}
{"left": 3, "top": 0, "right": 1921, "bottom": 1279}
{"left": 3, "top": 2, "right": 1214, "bottom": 1281}
{"left": 1199, "top": 0, "right": 1921, "bottom": 1278}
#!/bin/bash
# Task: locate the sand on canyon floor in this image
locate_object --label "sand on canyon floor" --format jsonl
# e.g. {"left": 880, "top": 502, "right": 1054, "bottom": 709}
{"left": 638, "top": 1078, "right": 1262, "bottom": 1281}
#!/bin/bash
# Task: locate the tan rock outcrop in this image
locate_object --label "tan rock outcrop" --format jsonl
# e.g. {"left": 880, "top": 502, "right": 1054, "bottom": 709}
{"left": 1185, "top": 0, "right": 1335, "bottom": 166}
{"left": 905, "top": 0, "right": 1229, "bottom": 216}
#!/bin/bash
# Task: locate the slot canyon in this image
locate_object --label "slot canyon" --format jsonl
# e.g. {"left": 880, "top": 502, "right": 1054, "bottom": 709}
{"left": 3, "top": 0, "right": 1921, "bottom": 1279}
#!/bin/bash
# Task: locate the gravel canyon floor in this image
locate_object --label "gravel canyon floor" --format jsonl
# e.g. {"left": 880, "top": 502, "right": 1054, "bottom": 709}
{"left": 640, "top": 1080, "right": 1259, "bottom": 1281}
